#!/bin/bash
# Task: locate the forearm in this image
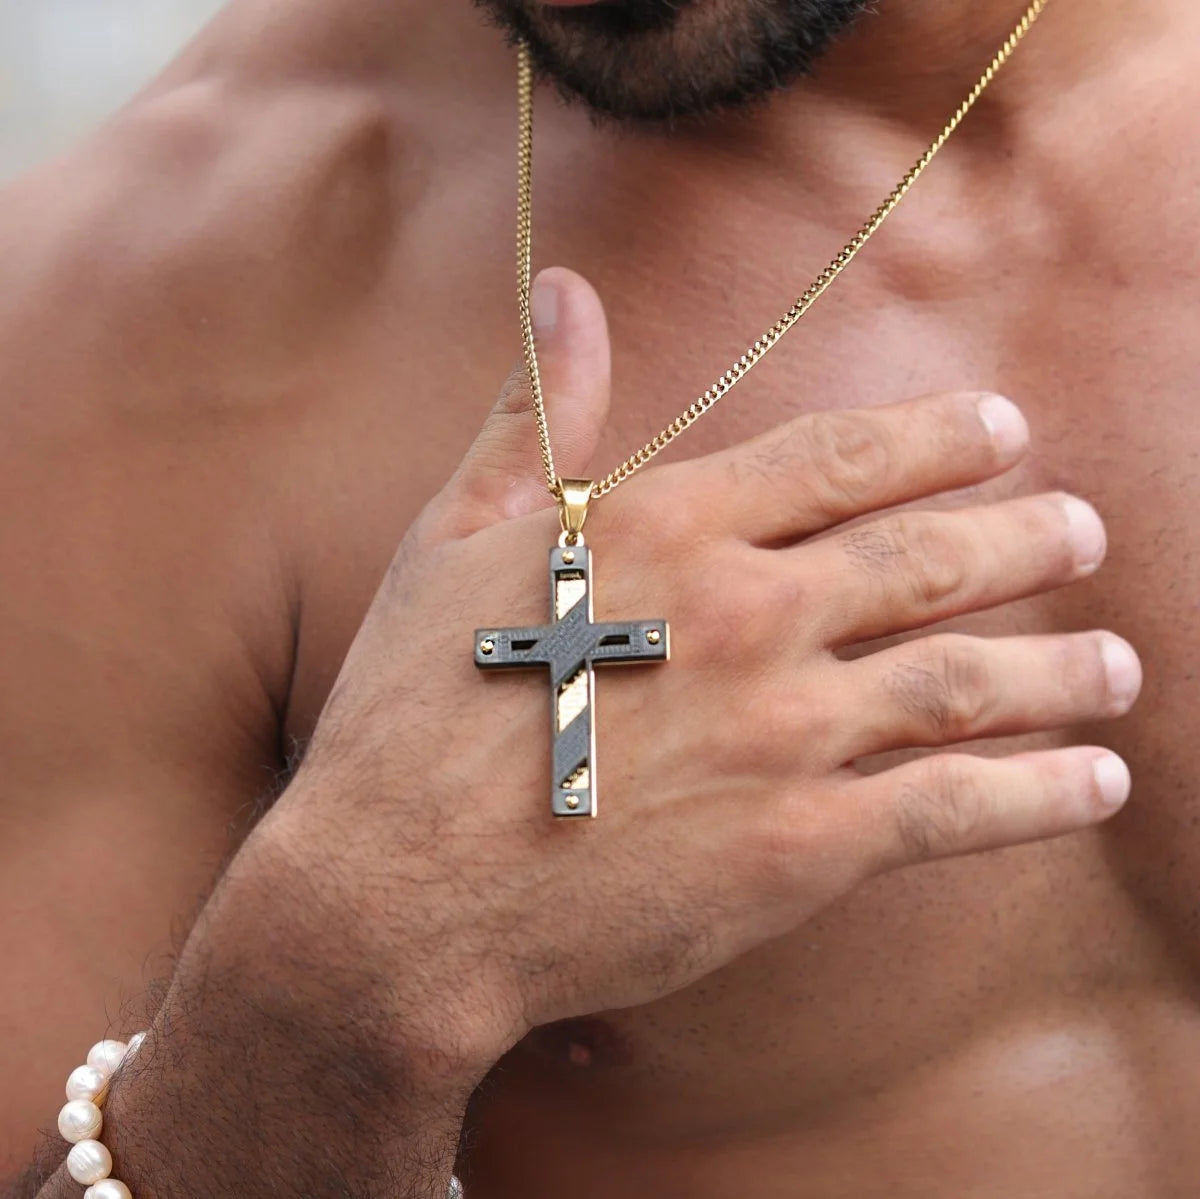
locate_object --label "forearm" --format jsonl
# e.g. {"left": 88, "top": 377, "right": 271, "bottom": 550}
{"left": 34, "top": 810, "right": 512, "bottom": 1199}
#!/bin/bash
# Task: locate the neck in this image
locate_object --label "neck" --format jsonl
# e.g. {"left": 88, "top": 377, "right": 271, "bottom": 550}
{"left": 183, "top": 0, "right": 1177, "bottom": 112}
{"left": 170, "top": 0, "right": 1187, "bottom": 178}
{"left": 814, "top": 0, "right": 1116, "bottom": 106}
{"left": 652, "top": 0, "right": 1185, "bottom": 186}
{"left": 715, "top": 0, "right": 1174, "bottom": 132}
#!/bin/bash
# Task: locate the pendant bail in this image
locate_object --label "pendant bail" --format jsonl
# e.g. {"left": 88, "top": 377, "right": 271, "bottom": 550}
{"left": 557, "top": 477, "right": 594, "bottom": 543}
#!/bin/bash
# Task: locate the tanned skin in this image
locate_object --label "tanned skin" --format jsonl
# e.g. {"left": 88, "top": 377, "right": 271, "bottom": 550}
{"left": 3, "top": 0, "right": 1197, "bottom": 1195}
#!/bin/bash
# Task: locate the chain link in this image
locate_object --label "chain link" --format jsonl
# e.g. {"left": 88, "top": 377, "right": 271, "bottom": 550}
{"left": 516, "top": 0, "right": 1050, "bottom": 502}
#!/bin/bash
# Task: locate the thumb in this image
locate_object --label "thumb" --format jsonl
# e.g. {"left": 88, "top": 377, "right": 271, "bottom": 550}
{"left": 450, "top": 266, "right": 612, "bottom": 532}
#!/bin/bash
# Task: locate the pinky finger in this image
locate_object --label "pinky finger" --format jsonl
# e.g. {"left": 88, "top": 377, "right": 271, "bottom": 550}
{"left": 849, "top": 746, "right": 1132, "bottom": 875}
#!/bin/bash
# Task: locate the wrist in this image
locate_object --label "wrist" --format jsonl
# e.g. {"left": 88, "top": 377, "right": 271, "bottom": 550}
{"left": 200, "top": 785, "right": 526, "bottom": 1093}
{"left": 94, "top": 951, "right": 469, "bottom": 1198}
{"left": 34, "top": 805, "right": 498, "bottom": 1199}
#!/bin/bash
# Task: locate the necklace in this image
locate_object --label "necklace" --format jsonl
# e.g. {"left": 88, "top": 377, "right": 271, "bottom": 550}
{"left": 475, "top": 0, "right": 1050, "bottom": 819}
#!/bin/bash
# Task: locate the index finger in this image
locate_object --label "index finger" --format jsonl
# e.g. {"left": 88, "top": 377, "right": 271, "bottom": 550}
{"left": 683, "top": 391, "right": 1029, "bottom": 545}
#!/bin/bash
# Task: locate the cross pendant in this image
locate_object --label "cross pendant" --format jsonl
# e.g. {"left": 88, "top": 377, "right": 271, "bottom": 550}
{"left": 474, "top": 540, "right": 669, "bottom": 818}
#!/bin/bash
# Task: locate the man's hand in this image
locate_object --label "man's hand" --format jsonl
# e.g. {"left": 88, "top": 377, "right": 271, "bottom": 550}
{"left": 275, "top": 265, "right": 1139, "bottom": 1054}
{"left": 40, "top": 267, "right": 1139, "bottom": 1199}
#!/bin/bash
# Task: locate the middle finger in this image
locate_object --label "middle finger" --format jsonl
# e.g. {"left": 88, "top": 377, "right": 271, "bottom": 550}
{"left": 823, "top": 630, "right": 1141, "bottom": 763}
{"left": 795, "top": 492, "right": 1106, "bottom": 647}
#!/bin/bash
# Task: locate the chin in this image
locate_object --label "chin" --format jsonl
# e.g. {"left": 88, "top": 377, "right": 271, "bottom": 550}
{"left": 474, "top": 0, "right": 873, "bottom": 123}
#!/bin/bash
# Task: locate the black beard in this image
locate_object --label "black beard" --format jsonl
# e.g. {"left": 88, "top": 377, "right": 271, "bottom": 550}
{"left": 473, "top": 0, "right": 874, "bottom": 124}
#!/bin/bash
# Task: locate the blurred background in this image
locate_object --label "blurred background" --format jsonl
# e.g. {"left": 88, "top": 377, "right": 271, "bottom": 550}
{"left": 0, "top": 0, "right": 225, "bottom": 182}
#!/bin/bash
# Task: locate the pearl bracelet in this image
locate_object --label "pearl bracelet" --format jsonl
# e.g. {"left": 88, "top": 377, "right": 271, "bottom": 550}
{"left": 56, "top": 1033, "right": 147, "bottom": 1198}
{"left": 56, "top": 1031, "right": 464, "bottom": 1198}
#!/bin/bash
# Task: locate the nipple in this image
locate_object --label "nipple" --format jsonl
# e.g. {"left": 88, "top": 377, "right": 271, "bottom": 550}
{"left": 526, "top": 1016, "right": 628, "bottom": 1069}
{"left": 566, "top": 1041, "right": 594, "bottom": 1068}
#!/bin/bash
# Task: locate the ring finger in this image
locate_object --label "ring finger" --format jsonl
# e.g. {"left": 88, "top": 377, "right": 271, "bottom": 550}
{"left": 826, "top": 630, "right": 1142, "bottom": 763}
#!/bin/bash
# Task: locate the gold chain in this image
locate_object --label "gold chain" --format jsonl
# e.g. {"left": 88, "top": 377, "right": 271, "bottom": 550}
{"left": 517, "top": 0, "right": 1050, "bottom": 502}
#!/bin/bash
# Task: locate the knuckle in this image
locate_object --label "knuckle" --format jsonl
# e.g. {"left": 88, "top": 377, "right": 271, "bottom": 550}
{"left": 678, "top": 572, "right": 753, "bottom": 662}
{"left": 801, "top": 411, "right": 895, "bottom": 509}
{"left": 621, "top": 470, "right": 701, "bottom": 548}
{"left": 738, "top": 687, "right": 789, "bottom": 751}
{"left": 760, "top": 561, "right": 814, "bottom": 625}
{"left": 1055, "top": 633, "right": 1108, "bottom": 706}
{"left": 1038, "top": 746, "right": 1099, "bottom": 812}
{"left": 752, "top": 791, "right": 825, "bottom": 894}
{"left": 655, "top": 494, "right": 703, "bottom": 548}
{"left": 677, "top": 551, "right": 779, "bottom": 663}
{"left": 494, "top": 365, "right": 533, "bottom": 415}
{"left": 738, "top": 686, "right": 828, "bottom": 770}
{"left": 840, "top": 512, "right": 972, "bottom": 608}
{"left": 938, "top": 638, "right": 996, "bottom": 732}
{"left": 734, "top": 681, "right": 840, "bottom": 782}
{"left": 885, "top": 635, "right": 996, "bottom": 741}
{"left": 839, "top": 521, "right": 904, "bottom": 575}
{"left": 725, "top": 429, "right": 795, "bottom": 488}
{"left": 894, "top": 512, "right": 971, "bottom": 606}
{"left": 894, "top": 756, "right": 988, "bottom": 861}
{"left": 414, "top": 485, "right": 480, "bottom": 543}
{"left": 1037, "top": 752, "right": 1078, "bottom": 806}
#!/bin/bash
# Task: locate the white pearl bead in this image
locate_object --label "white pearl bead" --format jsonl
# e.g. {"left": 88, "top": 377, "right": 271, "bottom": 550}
{"left": 57, "top": 1100, "right": 102, "bottom": 1144}
{"left": 123, "top": 1032, "right": 147, "bottom": 1059}
{"left": 86, "top": 1041, "right": 128, "bottom": 1078}
{"left": 84, "top": 1181, "right": 133, "bottom": 1199}
{"left": 66, "top": 1065, "right": 109, "bottom": 1104}
{"left": 66, "top": 1139, "right": 112, "bottom": 1185}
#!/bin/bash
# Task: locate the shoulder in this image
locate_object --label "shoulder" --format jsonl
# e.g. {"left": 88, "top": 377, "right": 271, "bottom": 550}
{"left": 0, "top": 3, "right": 518, "bottom": 718}
{"left": 0, "top": 0, "right": 516, "bottom": 421}
{"left": 0, "top": 0, "right": 514, "bottom": 411}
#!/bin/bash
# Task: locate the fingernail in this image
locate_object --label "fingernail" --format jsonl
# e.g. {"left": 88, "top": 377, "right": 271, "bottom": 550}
{"left": 532, "top": 271, "right": 559, "bottom": 334}
{"left": 977, "top": 394, "right": 1028, "bottom": 457}
{"left": 1101, "top": 634, "right": 1143, "bottom": 714}
{"left": 1093, "top": 753, "right": 1132, "bottom": 809}
{"left": 1061, "top": 496, "right": 1107, "bottom": 575}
